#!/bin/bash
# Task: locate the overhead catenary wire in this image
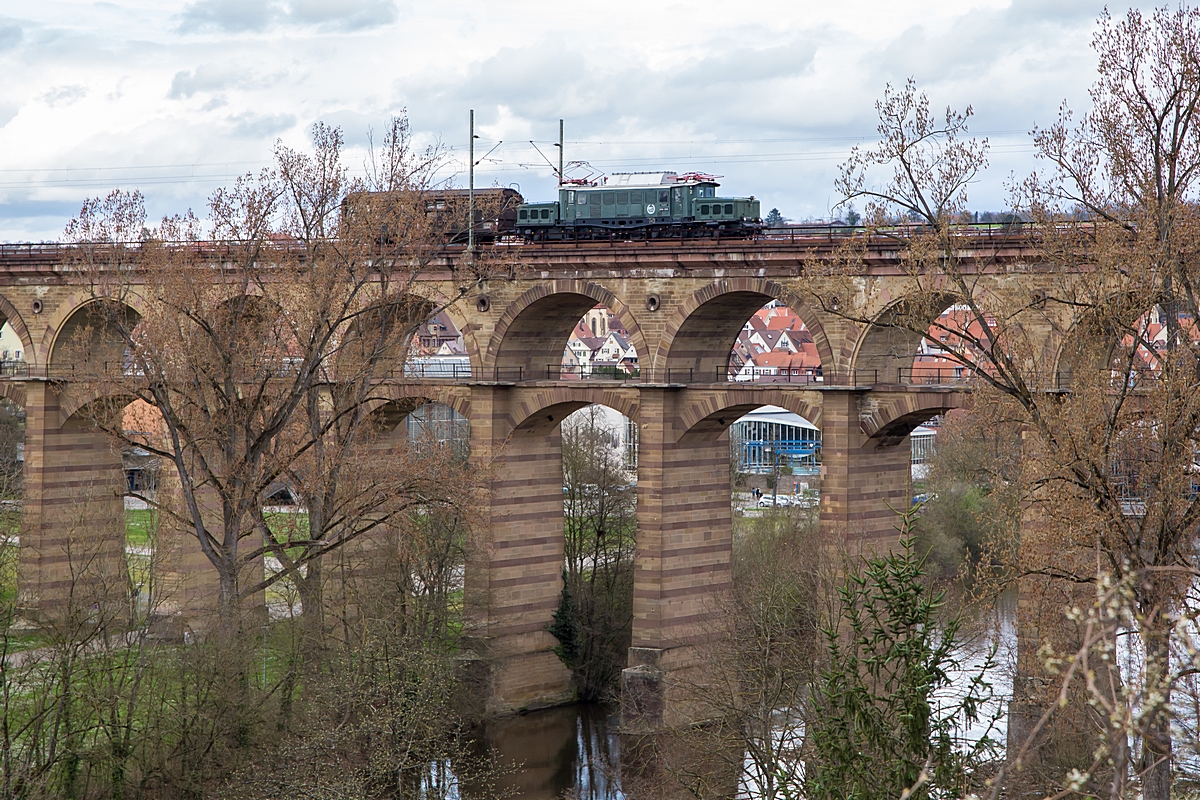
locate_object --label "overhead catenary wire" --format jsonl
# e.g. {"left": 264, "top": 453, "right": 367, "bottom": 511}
{"left": 0, "top": 133, "right": 1037, "bottom": 192}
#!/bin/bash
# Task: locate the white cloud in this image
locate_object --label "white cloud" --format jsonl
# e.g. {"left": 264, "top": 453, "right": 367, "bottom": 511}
{"left": 0, "top": 23, "right": 21, "bottom": 50}
{"left": 228, "top": 111, "right": 297, "bottom": 138}
{"left": 286, "top": 0, "right": 397, "bottom": 30}
{"left": 178, "top": 0, "right": 276, "bottom": 33}
{"left": 40, "top": 85, "right": 88, "bottom": 107}
{"left": 0, "top": 0, "right": 1136, "bottom": 240}
{"left": 177, "top": 0, "right": 397, "bottom": 33}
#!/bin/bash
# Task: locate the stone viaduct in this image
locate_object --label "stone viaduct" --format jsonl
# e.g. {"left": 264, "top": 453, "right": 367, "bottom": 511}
{"left": 0, "top": 234, "right": 1062, "bottom": 729}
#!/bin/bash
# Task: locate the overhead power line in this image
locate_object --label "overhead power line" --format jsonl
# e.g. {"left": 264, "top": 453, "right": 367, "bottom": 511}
{"left": 0, "top": 134, "right": 1037, "bottom": 192}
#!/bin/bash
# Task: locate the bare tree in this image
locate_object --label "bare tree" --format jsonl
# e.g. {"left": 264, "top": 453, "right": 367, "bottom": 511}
{"left": 60, "top": 117, "right": 505, "bottom": 633}
{"left": 553, "top": 407, "right": 637, "bottom": 701}
{"left": 802, "top": 7, "right": 1200, "bottom": 797}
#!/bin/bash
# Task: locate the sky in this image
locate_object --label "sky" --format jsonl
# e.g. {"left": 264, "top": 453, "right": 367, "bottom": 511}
{"left": 0, "top": 0, "right": 1132, "bottom": 242}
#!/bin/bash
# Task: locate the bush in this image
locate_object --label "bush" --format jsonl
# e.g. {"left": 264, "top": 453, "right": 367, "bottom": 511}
{"left": 800, "top": 509, "right": 1001, "bottom": 800}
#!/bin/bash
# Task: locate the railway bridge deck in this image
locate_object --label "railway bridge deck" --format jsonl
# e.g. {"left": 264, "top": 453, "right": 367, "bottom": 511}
{"left": 0, "top": 234, "right": 1064, "bottom": 727}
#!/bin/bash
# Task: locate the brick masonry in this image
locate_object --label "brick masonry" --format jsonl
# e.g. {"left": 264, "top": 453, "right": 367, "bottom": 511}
{"left": 0, "top": 239, "right": 1067, "bottom": 725}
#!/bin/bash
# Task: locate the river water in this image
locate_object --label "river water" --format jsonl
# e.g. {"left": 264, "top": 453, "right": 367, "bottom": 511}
{"left": 472, "top": 588, "right": 1200, "bottom": 798}
{"left": 475, "top": 591, "right": 1016, "bottom": 800}
{"left": 479, "top": 704, "right": 626, "bottom": 800}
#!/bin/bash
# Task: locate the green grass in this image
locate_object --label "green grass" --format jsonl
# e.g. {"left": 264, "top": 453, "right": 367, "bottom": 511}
{"left": 125, "top": 508, "right": 158, "bottom": 547}
{"left": 263, "top": 510, "right": 310, "bottom": 542}
{"left": 0, "top": 546, "right": 15, "bottom": 608}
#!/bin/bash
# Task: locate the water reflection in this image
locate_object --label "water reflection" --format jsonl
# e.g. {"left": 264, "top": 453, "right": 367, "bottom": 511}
{"left": 478, "top": 704, "right": 625, "bottom": 800}
{"left": 467, "top": 588, "right": 1200, "bottom": 797}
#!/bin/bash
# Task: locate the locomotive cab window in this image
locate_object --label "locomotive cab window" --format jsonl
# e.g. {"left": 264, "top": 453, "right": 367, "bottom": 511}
{"left": 658, "top": 189, "right": 669, "bottom": 204}
{"left": 567, "top": 191, "right": 575, "bottom": 204}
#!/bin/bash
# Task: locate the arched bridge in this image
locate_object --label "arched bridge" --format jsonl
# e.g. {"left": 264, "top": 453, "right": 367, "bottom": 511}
{"left": 0, "top": 234, "right": 1065, "bottom": 729}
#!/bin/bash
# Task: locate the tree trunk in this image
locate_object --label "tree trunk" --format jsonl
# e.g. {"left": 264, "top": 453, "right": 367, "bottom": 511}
{"left": 217, "top": 564, "right": 238, "bottom": 624}
{"left": 297, "top": 557, "right": 326, "bottom": 670}
{"left": 1141, "top": 623, "right": 1172, "bottom": 800}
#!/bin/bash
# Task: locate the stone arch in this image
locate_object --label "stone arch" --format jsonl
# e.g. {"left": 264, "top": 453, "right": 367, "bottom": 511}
{"left": 676, "top": 389, "right": 822, "bottom": 443}
{"left": 487, "top": 280, "right": 648, "bottom": 380}
{"left": 47, "top": 297, "right": 143, "bottom": 382}
{"left": 1047, "top": 295, "right": 1173, "bottom": 389}
{"left": 657, "top": 278, "right": 834, "bottom": 383}
{"left": 368, "top": 382, "right": 473, "bottom": 424}
{"left": 41, "top": 292, "right": 146, "bottom": 372}
{"left": 341, "top": 294, "right": 468, "bottom": 379}
{"left": 57, "top": 391, "right": 140, "bottom": 427}
{"left": 509, "top": 387, "right": 639, "bottom": 436}
{"left": 849, "top": 291, "right": 965, "bottom": 384}
{"left": 0, "top": 382, "right": 25, "bottom": 410}
{"left": 858, "top": 391, "right": 964, "bottom": 445}
{"left": 0, "top": 293, "right": 33, "bottom": 365}
{"left": 419, "top": 293, "right": 482, "bottom": 374}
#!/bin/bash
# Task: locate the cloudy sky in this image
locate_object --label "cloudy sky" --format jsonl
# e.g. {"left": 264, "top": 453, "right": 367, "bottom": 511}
{"left": 0, "top": 0, "right": 1129, "bottom": 242}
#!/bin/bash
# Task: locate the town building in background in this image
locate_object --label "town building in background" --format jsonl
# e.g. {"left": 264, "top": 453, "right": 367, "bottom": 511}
{"left": 731, "top": 302, "right": 822, "bottom": 382}
{"left": 730, "top": 405, "right": 821, "bottom": 475}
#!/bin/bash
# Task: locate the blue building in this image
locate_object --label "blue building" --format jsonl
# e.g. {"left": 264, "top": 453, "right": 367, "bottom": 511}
{"left": 730, "top": 406, "right": 821, "bottom": 476}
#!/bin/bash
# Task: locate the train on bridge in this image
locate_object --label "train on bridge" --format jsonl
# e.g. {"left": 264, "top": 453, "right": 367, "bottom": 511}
{"left": 516, "top": 171, "right": 762, "bottom": 239}
{"left": 425, "top": 171, "right": 762, "bottom": 241}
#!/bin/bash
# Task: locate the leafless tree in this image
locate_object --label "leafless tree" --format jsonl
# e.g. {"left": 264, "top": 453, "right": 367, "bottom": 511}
{"left": 802, "top": 7, "right": 1200, "bottom": 797}
{"left": 60, "top": 116, "right": 507, "bottom": 635}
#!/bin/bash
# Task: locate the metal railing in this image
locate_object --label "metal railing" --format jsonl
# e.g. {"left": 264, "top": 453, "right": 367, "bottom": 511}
{"left": 399, "top": 361, "right": 478, "bottom": 380}
{"left": 664, "top": 368, "right": 695, "bottom": 384}
{"left": 391, "top": 363, "right": 526, "bottom": 382}
{"left": 45, "top": 362, "right": 133, "bottom": 380}
{"left": 549, "top": 364, "right": 640, "bottom": 381}
{"left": 0, "top": 360, "right": 27, "bottom": 378}
{"left": 722, "top": 367, "right": 825, "bottom": 384}
{"left": 842, "top": 370, "right": 879, "bottom": 386}
{"left": 508, "top": 221, "right": 1045, "bottom": 250}
{"left": 897, "top": 367, "right": 973, "bottom": 385}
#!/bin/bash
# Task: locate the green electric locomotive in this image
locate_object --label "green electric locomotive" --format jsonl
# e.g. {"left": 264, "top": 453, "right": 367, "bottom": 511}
{"left": 515, "top": 171, "right": 761, "bottom": 238}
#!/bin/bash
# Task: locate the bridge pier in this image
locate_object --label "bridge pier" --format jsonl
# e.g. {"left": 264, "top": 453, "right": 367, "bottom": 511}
{"left": 818, "top": 391, "right": 912, "bottom": 547}
{"left": 16, "top": 382, "right": 128, "bottom": 626}
{"left": 621, "top": 389, "right": 733, "bottom": 732}
{"left": 463, "top": 388, "right": 573, "bottom": 713}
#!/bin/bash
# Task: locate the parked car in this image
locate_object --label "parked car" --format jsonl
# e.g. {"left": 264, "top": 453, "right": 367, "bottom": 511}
{"left": 757, "top": 495, "right": 789, "bottom": 508}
